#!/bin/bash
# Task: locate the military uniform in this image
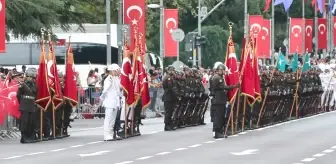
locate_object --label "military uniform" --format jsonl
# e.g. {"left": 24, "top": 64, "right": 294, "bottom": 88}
{"left": 17, "top": 70, "right": 38, "bottom": 143}
{"left": 162, "top": 66, "right": 178, "bottom": 131}
{"left": 211, "top": 64, "right": 239, "bottom": 138}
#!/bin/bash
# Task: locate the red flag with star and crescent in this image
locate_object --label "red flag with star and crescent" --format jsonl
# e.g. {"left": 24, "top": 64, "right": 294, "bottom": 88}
{"left": 224, "top": 35, "right": 239, "bottom": 104}
{"left": 138, "top": 34, "right": 150, "bottom": 109}
{"left": 289, "top": 18, "right": 304, "bottom": 54}
{"left": 333, "top": 17, "right": 336, "bottom": 46}
{"left": 318, "top": 18, "right": 327, "bottom": 49}
{"left": 36, "top": 40, "right": 51, "bottom": 110}
{"left": 64, "top": 41, "right": 78, "bottom": 107}
{"left": 260, "top": 19, "right": 271, "bottom": 58}
{"left": 305, "top": 19, "right": 313, "bottom": 52}
{"left": 47, "top": 41, "right": 63, "bottom": 109}
{"left": 248, "top": 15, "right": 264, "bottom": 58}
{"left": 123, "top": 0, "right": 146, "bottom": 51}
{"left": 0, "top": 0, "right": 6, "bottom": 52}
{"left": 120, "top": 33, "right": 135, "bottom": 106}
{"left": 164, "top": 9, "right": 178, "bottom": 57}
{"left": 2, "top": 72, "right": 20, "bottom": 119}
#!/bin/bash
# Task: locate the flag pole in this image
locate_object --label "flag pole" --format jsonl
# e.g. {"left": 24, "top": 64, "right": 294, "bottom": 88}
{"left": 224, "top": 22, "right": 237, "bottom": 137}
{"left": 40, "top": 28, "right": 45, "bottom": 141}
{"left": 302, "top": 0, "right": 305, "bottom": 55}
{"left": 123, "top": 28, "right": 128, "bottom": 139}
{"left": 48, "top": 30, "right": 56, "bottom": 139}
{"left": 271, "top": 0, "right": 275, "bottom": 65}
{"left": 314, "top": 2, "right": 319, "bottom": 57}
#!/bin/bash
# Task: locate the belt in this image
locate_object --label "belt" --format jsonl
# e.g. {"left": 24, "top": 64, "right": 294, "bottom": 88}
{"left": 23, "top": 95, "right": 35, "bottom": 100}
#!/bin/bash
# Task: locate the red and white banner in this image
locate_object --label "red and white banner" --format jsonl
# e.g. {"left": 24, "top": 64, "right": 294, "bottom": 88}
{"left": 123, "top": 0, "right": 146, "bottom": 51}
{"left": 164, "top": 9, "right": 178, "bottom": 57}
{"left": 248, "top": 15, "right": 264, "bottom": 58}
{"left": 289, "top": 18, "right": 304, "bottom": 54}
{"left": 260, "top": 19, "right": 271, "bottom": 58}
{"left": 0, "top": 0, "right": 5, "bottom": 52}
{"left": 318, "top": 18, "right": 327, "bottom": 49}
{"left": 333, "top": 17, "right": 336, "bottom": 46}
{"left": 305, "top": 19, "right": 314, "bottom": 52}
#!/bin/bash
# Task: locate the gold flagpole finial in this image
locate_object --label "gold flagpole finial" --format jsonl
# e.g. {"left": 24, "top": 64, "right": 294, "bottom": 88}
{"left": 228, "top": 22, "right": 233, "bottom": 36}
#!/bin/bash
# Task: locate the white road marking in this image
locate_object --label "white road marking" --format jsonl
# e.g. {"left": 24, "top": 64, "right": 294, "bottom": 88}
{"left": 3, "top": 156, "right": 23, "bottom": 160}
{"left": 231, "top": 149, "right": 259, "bottom": 156}
{"left": 87, "top": 141, "right": 103, "bottom": 145}
{"left": 51, "top": 148, "right": 67, "bottom": 152}
{"left": 215, "top": 138, "right": 224, "bottom": 141}
{"left": 189, "top": 144, "right": 202, "bottom": 148}
{"left": 115, "top": 161, "right": 134, "bottom": 164}
{"left": 239, "top": 132, "right": 248, "bottom": 135}
{"left": 322, "top": 149, "right": 334, "bottom": 153}
{"left": 136, "top": 156, "right": 153, "bottom": 160}
{"left": 204, "top": 141, "right": 215, "bottom": 144}
{"left": 25, "top": 152, "right": 46, "bottom": 156}
{"left": 313, "top": 153, "right": 325, "bottom": 157}
{"left": 156, "top": 152, "right": 171, "bottom": 155}
{"left": 174, "top": 148, "right": 187, "bottom": 151}
{"left": 332, "top": 146, "right": 336, "bottom": 149}
{"left": 79, "top": 151, "right": 110, "bottom": 157}
{"left": 70, "top": 144, "right": 84, "bottom": 148}
{"left": 301, "top": 158, "right": 315, "bottom": 162}
{"left": 231, "top": 135, "right": 239, "bottom": 137}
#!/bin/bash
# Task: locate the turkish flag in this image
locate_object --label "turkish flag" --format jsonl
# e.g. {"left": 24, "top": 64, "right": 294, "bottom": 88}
{"left": 57, "top": 39, "right": 66, "bottom": 46}
{"left": 248, "top": 15, "right": 264, "bottom": 58}
{"left": 123, "top": 0, "right": 146, "bottom": 51}
{"left": 0, "top": 0, "right": 5, "bottom": 52}
{"left": 121, "top": 38, "right": 135, "bottom": 105}
{"left": 3, "top": 73, "right": 20, "bottom": 119}
{"left": 47, "top": 41, "right": 63, "bottom": 109}
{"left": 36, "top": 41, "right": 51, "bottom": 110}
{"left": 138, "top": 35, "right": 150, "bottom": 109}
{"left": 334, "top": 17, "right": 336, "bottom": 46}
{"left": 289, "top": 18, "right": 304, "bottom": 54}
{"left": 164, "top": 9, "right": 179, "bottom": 57}
{"left": 318, "top": 18, "right": 327, "bottom": 49}
{"left": 225, "top": 36, "right": 239, "bottom": 103}
{"left": 305, "top": 19, "right": 314, "bottom": 52}
{"left": 241, "top": 39, "right": 255, "bottom": 105}
{"left": 260, "top": 19, "right": 271, "bottom": 58}
{"left": 64, "top": 43, "right": 78, "bottom": 107}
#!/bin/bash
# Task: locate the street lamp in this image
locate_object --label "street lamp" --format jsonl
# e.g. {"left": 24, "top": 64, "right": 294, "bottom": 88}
{"left": 147, "top": 0, "right": 164, "bottom": 68}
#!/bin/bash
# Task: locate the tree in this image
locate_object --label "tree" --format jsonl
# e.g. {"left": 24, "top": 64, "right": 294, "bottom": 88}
{"left": 6, "top": 0, "right": 100, "bottom": 39}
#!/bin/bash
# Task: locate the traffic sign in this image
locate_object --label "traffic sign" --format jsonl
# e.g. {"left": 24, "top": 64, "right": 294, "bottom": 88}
{"left": 171, "top": 28, "right": 185, "bottom": 42}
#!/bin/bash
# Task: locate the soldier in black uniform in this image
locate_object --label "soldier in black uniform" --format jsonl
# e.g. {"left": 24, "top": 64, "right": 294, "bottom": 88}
{"left": 211, "top": 64, "right": 239, "bottom": 138}
{"left": 162, "top": 65, "right": 178, "bottom": 131}
{"left": 17, "top": 70, "right": 38, "bottom": 143}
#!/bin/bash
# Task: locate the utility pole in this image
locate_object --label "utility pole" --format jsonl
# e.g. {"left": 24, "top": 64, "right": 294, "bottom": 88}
{"left": 197, "top": 0, "right": 202, "bottom": 67}
{"left": 302, "top": 0, "right": 305, "bottom": 55}
{"left": 244, "top": 0, "right": 248, "bottom": 40}
{"left": 106, "top": 0, "right": 111, "bottom": 65}
{"left": 159, "top": 0, "right": 164, "bottom": 63}
{"left": 118, "top": 0, "right": 123, "bottom": 66}
{"left": 271, "top": 0, "right": 275, "bottom": 65}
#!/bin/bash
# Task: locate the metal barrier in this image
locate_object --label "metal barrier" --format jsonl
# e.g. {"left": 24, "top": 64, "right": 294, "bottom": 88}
{"left": 0, "top": 116, "right": 20, "bottom": 140}
{"left": 72, "top": 86, "right": 165, "bottom": 119}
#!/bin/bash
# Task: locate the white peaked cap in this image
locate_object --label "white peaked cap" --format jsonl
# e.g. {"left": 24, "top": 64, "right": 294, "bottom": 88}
{"left": 107, "top": 63, "right": 120, "bottom": 71}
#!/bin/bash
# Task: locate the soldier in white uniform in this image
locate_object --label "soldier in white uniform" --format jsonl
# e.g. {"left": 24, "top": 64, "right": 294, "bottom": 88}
{"left": 101, "top": 64, "right": 123, "bottom": 141}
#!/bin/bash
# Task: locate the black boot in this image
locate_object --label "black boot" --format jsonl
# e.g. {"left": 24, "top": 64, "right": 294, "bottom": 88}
{"left": 62, "top": 127, "right": 70, "bottom": 138}
{"left": 164, "top": 124, "right": 173, "bottom": 131}
{"left": 56, "top": 128, "right": 64, "bottom": 139}
{"left": 214, "top": 132, "right": 224, "bottom": 139}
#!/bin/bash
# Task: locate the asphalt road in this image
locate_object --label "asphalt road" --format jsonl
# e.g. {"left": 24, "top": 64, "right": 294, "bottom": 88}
{"left": 1, "top": 111, "right": 335, "bottom": 164}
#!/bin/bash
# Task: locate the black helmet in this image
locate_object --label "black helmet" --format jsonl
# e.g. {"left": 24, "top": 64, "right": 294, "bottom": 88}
{"left": 216, "top": 64, "right": 226, "bottom": 70}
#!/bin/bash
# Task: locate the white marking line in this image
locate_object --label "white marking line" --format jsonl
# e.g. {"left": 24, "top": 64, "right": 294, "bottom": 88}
{"left": 189, "top": 144, "right": 202, "bottom": 148}
{"left": 25, "top": 152, "right": 46, "bottom": 156}
{"left": 301, "top": 158, "right": 315, "bottom": 162}
{"left": 115, "top": 161, "right": 134, "bottom": 164}
{"left": 323, "top": 149, "right": 334, "bottom": 153}
{"left": 215, "top": 138, "right": 224, "bottom": 141}
{"left": 204, "top": 141, "right": 215, "bottom": 144}
{"left": 79, "top": 151, "right": 110, "bottom": 157}
{"left": 239, "top": 132, "right": 248, "bottom": 135}
{"left": 331, "top": 146, "right": 336, "bottom": 149}
{"left": 231, "top": 135, "right": 239, "bottom": 137}
{"left": 313, "top": 153, "right": 325, "bottom": 157}
{"left": 70, "top": 144, "right": 84, "bottom": 148}
{"left": 51, "top": 148, "right": 67, "bottom": 152}
{"left": 136, "top": 156, "right": 153, "bottom": 160}
{"left": 156, "top": 152, "right": 171, "bottom": 155}
{"left": 3, "top": 156, "right": 23, "bottom": 160}
{"left": 87, "top": 141, "right": 103, "bottom": 145}
{"left": 174, "top": 148, "right": 187, "bottom": 151}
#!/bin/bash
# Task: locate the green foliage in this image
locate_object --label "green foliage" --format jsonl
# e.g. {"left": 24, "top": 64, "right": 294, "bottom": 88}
{"left": 5, "top": 0, "right": 317, "bottom": 66}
